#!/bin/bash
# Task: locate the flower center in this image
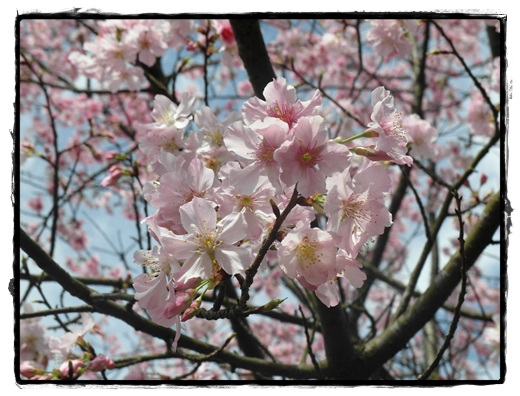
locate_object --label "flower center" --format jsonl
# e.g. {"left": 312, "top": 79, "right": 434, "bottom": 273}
{"left": 192, "top": 229, "right": 222, "bottom": 257}
{"left": 161, "top": 139, "right": 180, "bottom": 153}
{"left": 140, "top": 250, "right": 170, "bottom": 275}
{"left": 296, "top": 237, "right": 321, "bottom": 269}
{"left": 302, "top": 152, "right": 313, "bottom": 162}
{"left": 297, "top": 145, "right": 321, "bottom": 167}
{"left": 341, "top": 196, "right": 371, "bottom": 235}
{"left": 267, "top": 101, "right": 296, "bottom": 127}
{"left": 205, "top": 130, "right": 224, "bottom": 147}
{"left": 256, "top": 140, "right": 276, "bottom": 166}
{"left": 381, "top": 112, "right": 406, "bottom": 139}
{"left": 235, "top": 195, "right": 254, "bottom": 211}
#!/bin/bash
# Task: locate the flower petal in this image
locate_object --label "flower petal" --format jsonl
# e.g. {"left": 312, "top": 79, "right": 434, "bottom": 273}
{"left": 215, "top": 245, "right": 250, "bottom": 276}
{"left": 218, "top": 212, "right": 247, "bottom": 245}
{"left": 179, "top": 197, "right": 217, "bottom": 234}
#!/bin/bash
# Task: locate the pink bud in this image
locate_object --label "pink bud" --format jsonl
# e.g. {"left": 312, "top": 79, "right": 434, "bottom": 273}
{"left": 162, "top": 289, "right": 197, "bottom": 319}
{"left": 105, "top": 150, "right": 118, "bottom": 160}
{"left": 100, "top": 165, "right": 124, "bottom": 187}
{"left": 174, "top": 277, "right": 201, "bottom": 292}
{"left": 20, "top": 361, "right": 41, "bottom": 379}
{"left": 59, "top": 359, "right": 84, "bottom": 378}
{"left": 88, "top": 354, "right": 115, "bottom": 372}
{"left": 480, "top": 173, "right": 488, "bottom": 185}
{"left": 217, "top": 22, "right": 235, "bottom": 45}
{"left": 32, "top": 374, "right": 53, "bottom": 380}
{"left": 181, "top": 298, "right": 201, "bottom": 322}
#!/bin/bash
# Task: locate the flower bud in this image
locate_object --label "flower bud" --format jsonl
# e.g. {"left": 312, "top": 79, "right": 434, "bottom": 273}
{"left": 163, "top": 289, "right": 197, "bottom": 319}
{"left": 58, "top": 359, "right": 84, "bottom": 379}
{"left": 181, "top": 298, "right": 201, "bottom": 322}
{"left": 480, "top": 173, "right": 488, "bottom": 186}
{"left": 20, "top": 361, "right": 43, "bottom": 379}
{"left": 88, "top": 354, "right": 115, "bottom": 372}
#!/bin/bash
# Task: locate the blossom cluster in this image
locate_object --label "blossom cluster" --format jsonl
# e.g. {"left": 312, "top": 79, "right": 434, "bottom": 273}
{"left": 132, "top": 77, "right": 410, "bottom": 343}
{"left": 20, "top": 306, "right": 115, "bottom": 380}
{"left": 68, "top": 20, "right": 196, "bottom": 93}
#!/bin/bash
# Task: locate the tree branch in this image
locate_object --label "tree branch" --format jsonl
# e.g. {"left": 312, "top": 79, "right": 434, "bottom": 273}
{"left": 229, "top": 19, "right": 276, "bottom": 99}
{"left": 357, "top": 191, "right": 501, "bottom": 376}
{"left": 19, "top": 228, "right": 322, "bottom": 379}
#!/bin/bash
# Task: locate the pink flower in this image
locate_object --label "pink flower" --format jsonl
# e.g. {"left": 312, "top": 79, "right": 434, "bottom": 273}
{"left": 132, "top": 246, "right": 183, "bottom": 319}
{"left": 312, "top": 250, "right": 365, "bottom": 307}
{"left": 315, "top": 281, "right": 341, "bottom": 308}
{"left": 216, "top": 165, "right": 276, "bottom": 240}
{"left": 48, "top": 313, "right": 95, "bottom": 363}
{"left": 151, "top": 93, "right": 196, "bottom": 130}
{"left": 402, "top": 114, "right": 438, "bottom": 159}
{"left": 137, "top": 126, "right": 188, "bottom": 173}
{"left": 100, "top": 164, "right": 130, "bottom": 187}
{"left": 277, "top": 222, "right": 338, "bottom": 288}
{"left": 26, "top": 196, "right": 43, "bottom": 213}
{"left": 128, "top": 25, "right": 168, "bottom": 67}
{"left": 194, "top": 106, "right": 243, "bottom": 172}
{"left": 242, "top": 77, "right": 322, "bottom": 129}
{"left": 146, "top": 156, "right": 215, "bottom": 234}
{"left": 324, "top": 161, "right": 392, "bottom": 255}
{"left": 335, "top": 248, "right": 367, "bottom": 289}
{"left": 181, "top": 297, "right": 202, "bottom": 322}
{"left": 161, "top": 197, "right": 250, "bottom": 283}
{"left": 107, "top": 65, "right": 145, "bottom": 92}
{"left": 163, "top": 289, "right": 197, "bottom": 319}
{"left": 85, "top": 36, "right": 138, "bottom": 73}
{"left": 467, "top": 92, "right": 495, "bottom": 137}
{"left": 20, "top": 312, "right": 49, "bottom": 367}
{"left": 194, "top": 106, "right": 242, "bottom": 149}
{"left": 273, "top": 115, "right": 351, "bottom": 197}
{"left": 224, "top": 118, "right": 289, "bottom": 192}
{"left": 364, "top": 86, "right": 412, "bottom": 166}
{"left": 366, "top": 20, "right": 417, "bottom": 61}
{"left": 132, "top": 244, "right": 184, "bottom": 348}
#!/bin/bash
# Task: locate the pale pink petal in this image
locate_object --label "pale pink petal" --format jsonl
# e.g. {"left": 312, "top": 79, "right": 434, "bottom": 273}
{"left": 315, "top": 282, "right": 341, "bottom": 307}
{"left": 176, "top": 254, "right": 213, "bottom": 283}
{"left": 161, "top": 233, "right": 196, "bottom": 260}
{"left": 223, "top": 121, "right": 261, "bottom": 161}
{"left": 218, "top": 212, "right": 247, "bottom": 244}
{"left": 214, "top": 245, "right": 250, "bottom": 276}
{"left": 179, "top": 197, "right": 217, "bottom": 233}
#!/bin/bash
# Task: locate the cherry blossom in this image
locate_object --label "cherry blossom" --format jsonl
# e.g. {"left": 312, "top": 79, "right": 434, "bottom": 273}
{"left": 367, "top": 20, "right": 418, "bottom": 61}
{"left": 324, "top": 161, "right": 393, "bottom": 255}
{"left": 161, "top": 197, "right": 250, "bottom": 283}
{"left": 363, "top": 86, "right": 413, "bottom": 166}
{"left": 48, "top": 312, "right": 96, "bottom": 363}
{"left": 215, "top": 165, "right": 276, "bottom": 240}
{"left": 242, "top": 77, "right": 322, "bottom": 129}
{"left": 467, "top": 91, "right": 495, "bottom": 137}
{"left": 402, "top": 113, "right": 439, "bottom": 160}
{"left": 273, "top": 115, "right": 351, "bottom": 197}
{"left": 144, "top": 156, "right": 216, "bottom": 234}
{"left": 224, "top": 117, "right": 289, "bottom": 192}
{"left": 88, "top": 354, "right": 115, "bottom": 372}
{"left": 277, "top": 222, "right": 341, "bottom": 306}
{"left": 150, "top": 93, "right": 197, "bottom": 130}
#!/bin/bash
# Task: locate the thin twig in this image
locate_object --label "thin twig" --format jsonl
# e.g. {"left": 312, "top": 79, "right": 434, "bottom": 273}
{"left": 298, "top": 306, "right": 323, "bottom": 379}
{"left": 418, "top": 192, "right": 468, "bottom": 380}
